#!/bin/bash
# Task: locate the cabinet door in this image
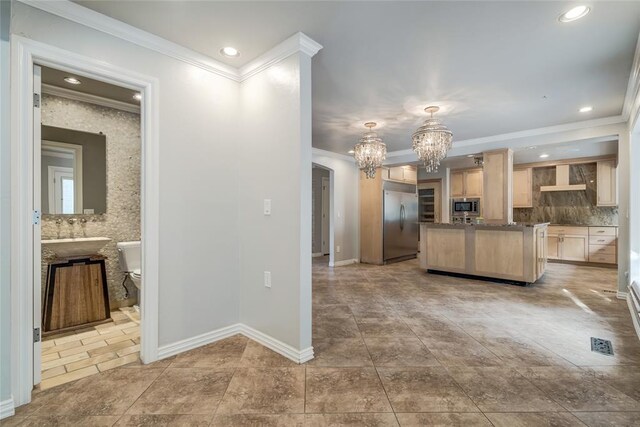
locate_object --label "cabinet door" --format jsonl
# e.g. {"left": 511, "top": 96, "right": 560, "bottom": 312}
{"left": 450, "top": 171, "right": 465, "bottom": 197}
{"left": 389, "top": 166, "right": 404, "bottom": 182}
{"left": 513, "top": 168, "right": 532, "bottom": 208}
{"left": 562, "top": 236, "right": 589, "bottom": 262}
{"left": 597, "top": 160, "right": 617, "bottom": 206}
{"left": 464, "top": 170, "right": 483, "bottom": 197}
{"left": 403, "top": 166, "right": 417, "bottom": 184}
{"left": 547, "top": 235, "right": 560, "bottom": 260}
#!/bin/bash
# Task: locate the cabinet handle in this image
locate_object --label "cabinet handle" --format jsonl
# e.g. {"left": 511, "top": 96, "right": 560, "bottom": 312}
{"left": 597, "top": 230, "right": 605, "bottom": 233}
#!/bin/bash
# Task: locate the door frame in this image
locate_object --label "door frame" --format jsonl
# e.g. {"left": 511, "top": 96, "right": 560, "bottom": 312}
{"left": 320, "top": 176, "right": 330, "bottom": 255}
{"left": 42, "top": 139, "right": 83, "bottom": 214}
{"left": 10, "top": 35, "right": 160, "bottom": 407}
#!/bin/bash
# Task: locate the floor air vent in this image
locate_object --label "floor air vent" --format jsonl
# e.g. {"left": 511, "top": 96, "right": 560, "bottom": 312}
{"left": 591, "top": 337, "right": 614, "bottom": 356}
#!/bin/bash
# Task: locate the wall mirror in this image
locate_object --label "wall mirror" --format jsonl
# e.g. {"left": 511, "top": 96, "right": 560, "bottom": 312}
{"left": 41, "top": 125, "right": 107, "bottom": 215}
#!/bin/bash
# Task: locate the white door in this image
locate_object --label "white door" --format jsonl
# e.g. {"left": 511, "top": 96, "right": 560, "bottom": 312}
{"left": 49, "top": 166, "right": 75, "bottom": 214}
{"left": 321, "top": 177, "right": 330, "bottom": 255}
{"left": 33, "top": 64, "right": 42, "bottom": 386}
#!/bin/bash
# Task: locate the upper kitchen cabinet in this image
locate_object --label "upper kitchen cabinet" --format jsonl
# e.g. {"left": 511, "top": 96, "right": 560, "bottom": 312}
{"left": 513, "top": 167, "right": 533, "bottom": 208}
{"left": 450, "top": 168, "right": 483, "bottom": 198}
{"left": 597, "top": 159, "right": 617, "bottom": 206}
{"left": 385, "top": 165, "right": 417, "bottom": 184}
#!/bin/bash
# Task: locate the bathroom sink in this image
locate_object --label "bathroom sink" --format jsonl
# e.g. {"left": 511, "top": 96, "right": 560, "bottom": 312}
{"left": 42, "top": 237, "right": 111, "bottom": 258}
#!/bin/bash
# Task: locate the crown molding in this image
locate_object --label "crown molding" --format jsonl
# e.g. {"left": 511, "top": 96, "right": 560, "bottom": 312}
{"left": 17, "top": 1, "right": 322, "bottom": 84}
{"left": 312, "top": 147, "right": 355, "bottom": 163}
{"left": 17, "top": 0, "right": 241, "bottom": 80}
{"left": 384, "top": 115, "right": 626, "bottom": 158}
{"left": 239, "top": 32, "right": 322, "bottom": 81}
{"left": 42, "top": 83, "right": 140, "bottom": 114}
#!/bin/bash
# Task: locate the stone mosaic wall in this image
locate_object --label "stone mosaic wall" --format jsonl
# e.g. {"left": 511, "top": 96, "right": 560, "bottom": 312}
{"left": 513, "top": 163, "right": 618, "bottom": 226}
{"left": 41, "top": 94, "right": 141, "bottom": 307}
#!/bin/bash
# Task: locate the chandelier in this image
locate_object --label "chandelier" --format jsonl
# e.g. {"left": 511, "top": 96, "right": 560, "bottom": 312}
{"left": 412, "top": 106, "right": 453, "bottom": 173}
{"left": 353, "top": 122, "right": 386, "bottom": 179}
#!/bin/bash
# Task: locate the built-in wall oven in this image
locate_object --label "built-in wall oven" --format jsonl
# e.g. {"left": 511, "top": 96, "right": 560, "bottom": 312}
{"left": 451, "top": 198, "right": 480, "bottom": 223}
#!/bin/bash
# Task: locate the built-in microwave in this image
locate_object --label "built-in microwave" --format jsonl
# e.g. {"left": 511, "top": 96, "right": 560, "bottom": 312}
{"left": 451, "top": 198, "right": 481, "bottom": 218}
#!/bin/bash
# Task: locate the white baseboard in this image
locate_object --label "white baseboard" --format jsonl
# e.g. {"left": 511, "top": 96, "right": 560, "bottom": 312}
{"left": 157, "top": 323, "right": 242, "bottom": 359}
{"left": 0, "top": 397, "right": 15, "bottom": 420}
{"left": 627, "top": 293, "right": 640, "bottom": 342}
{"left": 331, "top": 258, "right": 359, "bottom": 267}
{"left": 240, "top": 324, "right": 314, "bottom": 363}
{"left": 617, "top": 291, "right": 628, "bottom": 300}
{"left": 157, "top": 323, "right": 314, "bottom": 364}
{"left": 312, "top": 253, "right": 324, "bottom": 258}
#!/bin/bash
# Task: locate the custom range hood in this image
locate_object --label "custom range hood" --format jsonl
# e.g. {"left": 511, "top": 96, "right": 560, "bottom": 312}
{"left": 540, "top": 164, "right": 586, "bottom": 192}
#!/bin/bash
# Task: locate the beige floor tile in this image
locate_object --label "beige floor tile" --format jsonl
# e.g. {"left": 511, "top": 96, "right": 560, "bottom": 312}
{"left": 572, "top": 411, "right": 640, "bottom": 427}
{"left": 40, "top": 365, "right": 99, "bottom": 390}
{"left": 59, "top": 340, "right": 107, "bottom": 357}
{"left": 41, "top": 365, "right": 66, "bottom": 380}
{"left": 15, "top": 415, "right": 120, "bottom": 426}
{"left": 211, "top": 414, "right": 305, "bottom": 427}
{"left": 65, "top": 352, "right": 118, "bottom": 372}
{"left": 305, "top": 413, "right": 399, "bottom": 426}
{"left": 116, "top": 414, "right": 212, "bottom": 426}
{"left": 116, "top": 343, "right": 140, "bottom": 357}
{"left": 106, "top": 331, "right": 139, "bottom": 345}
{"left": 82, "top": 330, "right": 124, "bottom": 345}
{"left": 485, "top": 412, "right": 586, "bottom": 427}
{"left": 43, "top": 339, "right": 83, "bottom": 355}
{"left": 97, "top": 352, "right": 140, "bottom": 372}
{"left": 42, "top": 352, "right": 61, "bottom": 362}
{"left": 53, "top": 329, "right": 99, "bottom": 345}
{"left": 307, "top": 338, "right": 373, "bottom": 367}
{"left": 89, "top": 340, "right": 135, "bottom": 357}
{"left": 41, "top": 352, "right": 89, "bottom": 370}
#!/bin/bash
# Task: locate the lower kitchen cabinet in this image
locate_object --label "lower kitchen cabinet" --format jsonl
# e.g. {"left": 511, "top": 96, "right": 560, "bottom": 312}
{"left": 547, "top": 225, "right": 617, "bottom": 265}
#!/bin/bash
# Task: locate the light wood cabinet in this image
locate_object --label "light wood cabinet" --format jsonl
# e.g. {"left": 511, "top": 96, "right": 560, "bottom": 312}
{"left": 547, "top": 225, "right": 617, "bottom": 265}
{"left": 450, "top": 168, "right": 483, "bottom": 198}
{"left": 482, "top": 149, "right": 513, "bottom": 224}
{"left": 597, "top": 160, "right": 617, "bottom": 206}
{"left": 385, "top": 165, "right": 417, "bottom": 184}
{"left": 513, "top": 167, "right": 533, "bottom": 208}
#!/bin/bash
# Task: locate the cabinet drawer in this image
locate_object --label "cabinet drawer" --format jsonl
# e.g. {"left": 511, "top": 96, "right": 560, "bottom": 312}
{"left": 589, "top": 235, "right": 616, "bottom": 246}
{"left": 589, "top": 244, "right": 616, "bottom": 256}
{"left": 548, "top": 226, "right": 588, "bottom": 236}
{"left": 589, "top": 227, "right": 617, "bottom": 236}
{"left": 589, "top": 253, "right": 616, "bottom": 264}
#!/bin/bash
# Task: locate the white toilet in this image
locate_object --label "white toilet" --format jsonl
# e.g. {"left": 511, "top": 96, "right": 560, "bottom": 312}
{"left": 117, "top": 241, "right": 141, "bottom": 290}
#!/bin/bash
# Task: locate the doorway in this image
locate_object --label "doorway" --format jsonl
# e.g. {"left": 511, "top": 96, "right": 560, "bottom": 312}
{"left": 312, "top": 164, "right": 331, "bottom": 265}
{"left": 10, "top": 36, "right": 159, "bottom": 407}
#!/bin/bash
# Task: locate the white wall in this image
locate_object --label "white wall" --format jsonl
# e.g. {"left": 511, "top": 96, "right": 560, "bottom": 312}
{"left": 311, "top": 149, "right": 360, "bottom": 265}
{"left": 10, "top": 2, "right": 242, "bottom": 348}
{"left": 238, "top": 53, "right": 312, "bottom": 351}
{"left": 0, "top": 0, "right": 13, "bottom": 410}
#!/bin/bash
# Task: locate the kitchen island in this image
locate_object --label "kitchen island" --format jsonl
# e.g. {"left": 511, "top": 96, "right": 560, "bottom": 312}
{"left": 419, "top": 222, "right": 549, "bottom": 284}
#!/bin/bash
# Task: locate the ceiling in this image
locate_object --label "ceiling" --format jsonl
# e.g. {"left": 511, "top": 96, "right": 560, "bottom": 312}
{"left": 74, "top": 1, "right": 640, "bottom": 153}
{"left": 41, "top": 66, "right": 140, "bottom": 105}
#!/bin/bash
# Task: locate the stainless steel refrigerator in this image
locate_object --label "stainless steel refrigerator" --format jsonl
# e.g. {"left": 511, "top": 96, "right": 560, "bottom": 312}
{"left": 383, "top": 182, "right": 418, "bottom": 263}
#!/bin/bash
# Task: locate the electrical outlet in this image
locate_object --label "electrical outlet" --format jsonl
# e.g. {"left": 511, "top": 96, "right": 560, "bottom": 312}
{"left": 336, "top": 245, "right": 341, "bottom": 253}
{"left": 264, "top": 271, "right": 271, "bottom": 288}
{"left": 263, "top": 199, "right": 271, "bottom": 215}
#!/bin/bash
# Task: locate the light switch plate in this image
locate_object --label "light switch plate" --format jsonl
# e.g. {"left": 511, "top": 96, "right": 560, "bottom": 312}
{"left": 336, "top": 245, "right": 341, "bottom": 253}
{"left": 264, "top": 271, "right": 271, "bottom": 288}
{"left": 264, "top": 199, "right": 271, "bottom": 215}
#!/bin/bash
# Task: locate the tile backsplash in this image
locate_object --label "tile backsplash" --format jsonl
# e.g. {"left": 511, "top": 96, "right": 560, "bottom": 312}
{"left": 513, "top": 163, "right": 618, "bottom": 226}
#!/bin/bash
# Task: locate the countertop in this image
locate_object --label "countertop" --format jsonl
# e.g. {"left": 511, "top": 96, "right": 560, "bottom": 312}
{"left": 419, "top": 222, "right": 549, "bottom": 229}
{"left": 548, "top": 224, "right": 618, "bottom": 227}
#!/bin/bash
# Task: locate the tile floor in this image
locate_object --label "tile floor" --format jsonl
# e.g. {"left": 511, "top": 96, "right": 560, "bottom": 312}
{"left": 5, "top": 257, "right": 640, "bottom": 426}
{"left": 39, "top": 308, "right": 140, "bottom": 390}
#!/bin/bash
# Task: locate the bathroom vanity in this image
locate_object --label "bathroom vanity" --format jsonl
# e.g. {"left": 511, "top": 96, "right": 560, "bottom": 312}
{"left": 42, "top": 237, "right": 112, "bottom": 334}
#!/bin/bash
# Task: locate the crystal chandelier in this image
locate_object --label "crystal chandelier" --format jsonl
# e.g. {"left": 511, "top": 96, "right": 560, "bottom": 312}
{"left": 353, "top": 122, "right": 386, "bottom": 179}
{"left": 412, "top": 106, "right": 453, "bottom": 173}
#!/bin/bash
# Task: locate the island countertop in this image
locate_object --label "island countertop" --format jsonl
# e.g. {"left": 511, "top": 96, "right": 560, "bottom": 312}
{"left": 419, "top": 222, "right": 548, "bottom": 284}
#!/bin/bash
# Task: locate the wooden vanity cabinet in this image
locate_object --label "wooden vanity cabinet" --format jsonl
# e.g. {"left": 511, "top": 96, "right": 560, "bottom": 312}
{"left": 43, "top": 257, "right": 110, "bottom": 334}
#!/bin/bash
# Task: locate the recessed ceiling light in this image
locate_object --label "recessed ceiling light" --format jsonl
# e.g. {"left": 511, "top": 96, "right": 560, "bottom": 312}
{"left": 558, "top": 5, "right": 590, "bottom": 23}
{"left": 220, "top": 47, "right": 240, "bottom": 58}
{"left": 539, "top": 154, "right": 550, "bottom": 158}
{"left": 133, "top": 93, "right": 142, "bottom": 101}
{"left": 579, "top": 106, "right": 593, "bottom": 113}
{"left": 348, "top": 150, "right": 355, "bottom": 154}
{"left": 527, "top": 146, "right": 537, "bottom": 150}
{"left": 64, "top": 77, "right": 81, "bottom": 85}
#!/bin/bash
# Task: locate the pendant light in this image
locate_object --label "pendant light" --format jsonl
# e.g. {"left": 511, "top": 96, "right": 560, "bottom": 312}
{"left": 412, "top": 106, "right": 453, "bottom": 173}
{"left": 353, "top": 122, "right": 386, "bottom": 179}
